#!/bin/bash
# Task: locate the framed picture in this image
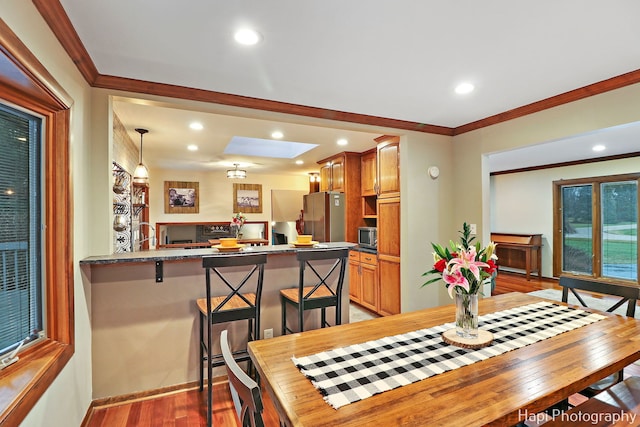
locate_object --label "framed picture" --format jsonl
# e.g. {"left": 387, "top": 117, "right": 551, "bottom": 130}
{"left": 164, "top": 181, "right": 199, "bottom": 213}
{"left": 233, "top": 183, "right": 262, "bottom": 213}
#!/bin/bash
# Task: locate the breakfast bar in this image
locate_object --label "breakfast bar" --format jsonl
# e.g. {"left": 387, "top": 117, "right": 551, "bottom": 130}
{"left": 80, "top": 243, "right": 354, "bottom": 399}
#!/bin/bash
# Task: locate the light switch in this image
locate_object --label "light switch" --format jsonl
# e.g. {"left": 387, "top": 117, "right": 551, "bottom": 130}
{"left": 470, "top": 224, "right": 477, "bottom": 235}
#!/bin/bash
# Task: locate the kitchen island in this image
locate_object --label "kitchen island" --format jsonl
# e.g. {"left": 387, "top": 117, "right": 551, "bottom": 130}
{"left": 80, "top": 243, "right": 355, "bottom": 399}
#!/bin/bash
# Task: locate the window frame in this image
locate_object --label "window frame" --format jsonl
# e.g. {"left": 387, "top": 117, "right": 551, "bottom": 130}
{"left": 0, "top": 21, "right": 73, "bottom": 427}
{"left": 553, "top": 172, "right": 640, "bottom": 284}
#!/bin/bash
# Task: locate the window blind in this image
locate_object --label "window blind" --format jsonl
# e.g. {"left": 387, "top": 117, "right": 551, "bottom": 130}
{"left": 0, "top": 103, "right": 43, "bottom": 356}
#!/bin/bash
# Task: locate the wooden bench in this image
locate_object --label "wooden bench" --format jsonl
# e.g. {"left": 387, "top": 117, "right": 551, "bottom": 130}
{"left": 541, "top": 376, "right": 640, "bottom": 426}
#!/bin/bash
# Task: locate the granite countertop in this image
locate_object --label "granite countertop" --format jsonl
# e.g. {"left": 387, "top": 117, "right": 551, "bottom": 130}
{"left": 80, "top": 242, "right": 357, "bottom": 265}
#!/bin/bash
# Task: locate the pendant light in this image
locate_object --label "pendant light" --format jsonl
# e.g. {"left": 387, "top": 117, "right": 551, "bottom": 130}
{"left": 227, "top": 163, "right": 247, "bottom": 179}
{"left": 133, "top": 128, "right": 149, "bottom": 184}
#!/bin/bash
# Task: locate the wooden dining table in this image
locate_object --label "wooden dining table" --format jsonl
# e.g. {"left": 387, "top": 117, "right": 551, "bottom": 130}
{"left": 247, "top": 292, "right": 640, "bottom": 427}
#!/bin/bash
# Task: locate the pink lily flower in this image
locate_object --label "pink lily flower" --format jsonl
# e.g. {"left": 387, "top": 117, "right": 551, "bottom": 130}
{"left": 443, "top": 269, "right": 470, "bottom": 297}
{"left": 448, "top": 247, "right": 489, "bottom": 282}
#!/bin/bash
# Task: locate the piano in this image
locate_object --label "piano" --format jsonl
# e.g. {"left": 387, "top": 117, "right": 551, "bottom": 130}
{"left": 490, "top": 233, "right": 542, "bottom": 280}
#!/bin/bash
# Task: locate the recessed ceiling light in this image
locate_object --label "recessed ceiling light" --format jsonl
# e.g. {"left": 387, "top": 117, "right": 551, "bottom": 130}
{"left": 187, "top": 144, "right": 198, "bottom": 151}
{"left": 271, "top": 131, "right": 283, "bottom": 139}
{"left": 592, "top": 144, "right": 606, "bottom": 152}
{"left": 337, "top": 138, "right": 348, "bottom": 146}
{"left": 234, "top": 28, "right": 261, "bottom": 46}
{"left": 295, "top": 160, "right": 304, "bottom": 165}
{"left": 455, "top": 82, "right": 475, "bottom": 95}
{"left": 190, "top": 122, "right": 203, "bottom": 130}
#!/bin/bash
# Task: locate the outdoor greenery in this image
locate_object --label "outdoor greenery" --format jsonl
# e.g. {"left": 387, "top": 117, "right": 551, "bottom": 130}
{"left": 565, "top": 237, "right": 637, "bottom": 263}
{"left": 562, "top": 180, "right": 637, "bottom": 278}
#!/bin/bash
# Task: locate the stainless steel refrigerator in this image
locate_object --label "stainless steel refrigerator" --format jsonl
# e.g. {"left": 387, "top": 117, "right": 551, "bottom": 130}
{"left": 302, "top": 192, "right": 345, "bottom": 242}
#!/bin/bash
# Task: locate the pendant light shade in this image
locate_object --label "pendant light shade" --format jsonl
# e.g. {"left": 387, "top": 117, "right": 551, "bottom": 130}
{"left": 227, "top": 163, "right": 247, "bottom": 179}
{"left": 133, "top": 128, "right": 149, "bottom": 184}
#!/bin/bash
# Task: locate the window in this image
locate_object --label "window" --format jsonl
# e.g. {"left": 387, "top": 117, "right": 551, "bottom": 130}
{"left": 0, "top": 104, "right": 44, "bottom": 358}
{"left": 554, "top": 174, "right": 639, "bottom": 282}
{"left": 0, "top": 21, "right": 73, "bottom": 427}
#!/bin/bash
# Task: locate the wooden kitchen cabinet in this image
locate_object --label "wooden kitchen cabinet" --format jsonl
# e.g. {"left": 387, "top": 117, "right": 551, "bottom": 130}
{"left": 377, "top": 195, "right": 400, "bottom": 315}
{"left": 359, "top": 252, "right": 378, "bottom": 312}
{"left": 360, "top": 149, "right": 377, "bottom": 196}
{"left": 376, "top": 135, "right": 400, "bottom": 198}
{"left": 319, "top": 155, "right": 344, "bottom": 192}
{"left": 378, "top": 257, "right": 400, "bottom": 316}
{"left": 319, "top": 165, "right": 332, "bottom": 192}
{"left": 316, "top": 152, "right": 363, "bottom": 243}
{"left": 377, "top": 197, "right": 400, "bottom": 257}
{"left": 348, "top": 250, "right": 379, "bottom": 314}
{"left": 348, "top": 251, "right": 362, "bottom": 304}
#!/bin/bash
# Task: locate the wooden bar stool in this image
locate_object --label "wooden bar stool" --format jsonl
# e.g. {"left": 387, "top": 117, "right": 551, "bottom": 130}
{"left": 281, "top": 248, "right": 349, "bottom": 335}
{"left": 197, "top": 253, "right": 267, "bottom": 427}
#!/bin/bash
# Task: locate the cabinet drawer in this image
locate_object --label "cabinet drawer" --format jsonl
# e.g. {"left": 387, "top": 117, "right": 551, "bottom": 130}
{"left": 349, "top": 251, "right": 361, "bottom": 262}
{"left": 360, "top": 253, "right": 377, "bottom": 266}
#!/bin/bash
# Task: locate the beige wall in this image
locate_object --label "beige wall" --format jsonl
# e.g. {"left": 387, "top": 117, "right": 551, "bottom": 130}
{"left": 400, "top": 132, "right": 456, "bottom": 310}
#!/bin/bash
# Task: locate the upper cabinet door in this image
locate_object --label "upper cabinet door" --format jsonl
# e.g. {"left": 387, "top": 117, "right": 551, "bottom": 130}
{"left": 330, "top": 157, "right": 345, "bottom": 192}
{"left": 376, "top": 136, "right": 400, "bottom": 198}
{"left": 360, "top": 150, "right": 377, "bottom": 196}
{"left": 320, "top": 165, "right": 331, "bottom": 192}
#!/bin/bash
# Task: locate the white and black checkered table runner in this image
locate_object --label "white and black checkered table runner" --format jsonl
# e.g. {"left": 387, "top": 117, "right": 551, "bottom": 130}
{"left": 292, "top": 301, "right": 606, "bottom": 409}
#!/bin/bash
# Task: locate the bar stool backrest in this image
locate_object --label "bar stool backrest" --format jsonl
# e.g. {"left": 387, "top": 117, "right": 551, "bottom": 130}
{"left": 297, "top": 248, "right": 349, "bottom": 300}
{"left": 202, "top": 253, "right": 267, "bottom": 316}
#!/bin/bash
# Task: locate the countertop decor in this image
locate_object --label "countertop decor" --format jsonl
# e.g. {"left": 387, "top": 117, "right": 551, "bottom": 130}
{"left": 422, "top": 223, "right": 498, "bottom": 339}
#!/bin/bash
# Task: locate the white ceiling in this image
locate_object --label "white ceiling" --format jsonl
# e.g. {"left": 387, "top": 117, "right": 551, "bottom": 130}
{"left": 59, "top": 1, "right": 640, "bottom": 174}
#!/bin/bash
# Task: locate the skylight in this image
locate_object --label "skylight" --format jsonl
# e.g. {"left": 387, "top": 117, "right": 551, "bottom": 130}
{"left": 224, "top": 136, "right": 319, "bottom": 159}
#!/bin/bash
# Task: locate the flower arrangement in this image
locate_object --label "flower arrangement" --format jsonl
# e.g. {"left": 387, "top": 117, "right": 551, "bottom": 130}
{"left": 231, "top": 212, "right": 246, "bottom": 236}
{"left": 422, "top": 223, "right": 498, "bottom": 297}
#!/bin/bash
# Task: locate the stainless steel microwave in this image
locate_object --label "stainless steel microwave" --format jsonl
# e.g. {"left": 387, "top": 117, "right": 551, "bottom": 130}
{"left": 358, "top": 227, "right": 377, "bottom": 249}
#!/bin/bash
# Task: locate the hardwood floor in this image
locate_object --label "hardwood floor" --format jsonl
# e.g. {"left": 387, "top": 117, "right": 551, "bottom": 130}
{"left": 84, "top": 272, "right": 639, "bottom": 427}
{"left": 85, "top": 380, "right": 282, "bottom": 427}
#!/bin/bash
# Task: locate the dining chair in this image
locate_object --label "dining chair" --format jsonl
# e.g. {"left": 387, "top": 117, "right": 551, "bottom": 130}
{"left": 197, "top": 253, "right": 267, "bottom": 427}
{"left": 220, "top": 329, "right": 265, "bottom": 427}
{"left": 281, "top": 248, "right": 349, "bottom": 335}
{"left": 560, "top": 274, "right": 640, "bottom": 397}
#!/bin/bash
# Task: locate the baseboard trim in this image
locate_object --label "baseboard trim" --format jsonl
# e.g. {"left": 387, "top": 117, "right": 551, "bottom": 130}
{"left": 82, "top": 375, "right": 229, "bottom": 425}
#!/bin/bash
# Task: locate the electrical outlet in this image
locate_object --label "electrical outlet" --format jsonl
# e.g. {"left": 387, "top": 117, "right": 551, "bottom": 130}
{"left": 264, "top": 328, "right": 273, "bottom": 339}
{"left": 470, "top": 223, "right": 477, "bottom": 235}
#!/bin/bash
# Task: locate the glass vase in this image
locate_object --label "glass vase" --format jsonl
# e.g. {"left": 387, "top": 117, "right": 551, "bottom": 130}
{"left": 455, "top": 290, "right": 479, "bottom": 338}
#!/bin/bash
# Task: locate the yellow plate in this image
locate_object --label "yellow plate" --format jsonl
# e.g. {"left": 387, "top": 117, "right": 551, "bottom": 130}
{"left": 213, "top": 244, "right": 246, "bottom": 252}
{"left": 291, "top": 241, "right": 319, "bottom": 247}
